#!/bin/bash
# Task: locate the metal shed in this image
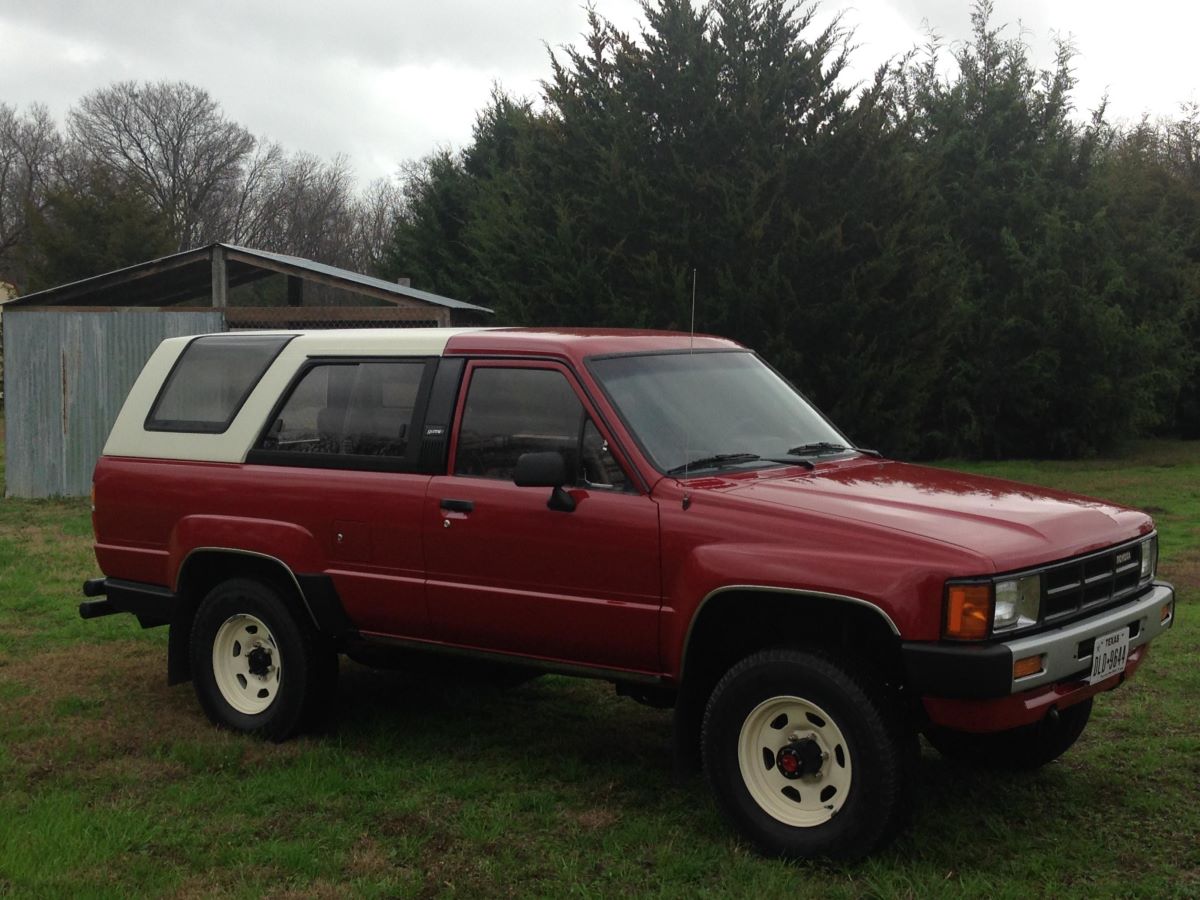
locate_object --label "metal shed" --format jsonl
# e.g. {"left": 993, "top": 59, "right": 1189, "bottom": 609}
{"left": 2, "top": 244, "right": 491, "bottom": 497}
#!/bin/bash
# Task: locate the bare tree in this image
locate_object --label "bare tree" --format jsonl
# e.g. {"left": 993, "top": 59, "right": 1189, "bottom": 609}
{"left": 224, "top": 139, "right": 287, "bottom": 248}
{"left": 237, "top": 151, "right": 356, "bottom": 263}
{"left": 68, "top": 81, "right": 254, "bottom": 249}
{"left": 9, "top": 79, "right": 398, "bottom": 282}
{"left": 349, "top": 176, "right": 403, "bottom": 275}
{"left": 0, "top": 103, "right": 61, "bottom": 286}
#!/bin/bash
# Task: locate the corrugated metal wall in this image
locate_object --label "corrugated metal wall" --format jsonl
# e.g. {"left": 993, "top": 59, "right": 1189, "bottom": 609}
{"left": 3, "top": 310, "right": 224, "bottom": 498}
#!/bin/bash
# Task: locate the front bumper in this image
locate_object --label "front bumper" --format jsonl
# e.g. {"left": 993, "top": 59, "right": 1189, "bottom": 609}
{"left": 902, "top": 581, "right": 1175, "bottom": 732}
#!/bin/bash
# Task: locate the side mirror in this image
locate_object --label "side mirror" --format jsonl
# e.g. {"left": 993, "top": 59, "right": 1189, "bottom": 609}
{"left": 513, "top": 451, "right": 576, "bottom": 512}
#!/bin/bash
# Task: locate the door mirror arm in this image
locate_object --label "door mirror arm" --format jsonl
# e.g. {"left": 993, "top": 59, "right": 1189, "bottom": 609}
{"left": 514, "top": 451, "right": 577, "bottom": 512}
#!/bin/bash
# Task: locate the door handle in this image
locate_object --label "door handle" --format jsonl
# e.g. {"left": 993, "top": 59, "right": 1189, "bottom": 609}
{"left": 440, "top": 498, "right": 474, "bottom": 513}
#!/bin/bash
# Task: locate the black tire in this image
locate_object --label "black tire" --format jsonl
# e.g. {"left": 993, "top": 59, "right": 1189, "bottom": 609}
{"left": 924, "top": 698, "right": 1093, "bottom": 770}
{"left": 190, "top": 577, "right": 336, "bottom": 741}
{"left": 701, "top": 648, "right": 915, "bottom": 862}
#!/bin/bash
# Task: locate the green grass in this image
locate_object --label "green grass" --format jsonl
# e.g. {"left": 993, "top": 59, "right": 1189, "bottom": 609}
{"left": 1, "top": 432, "right": 1197, "bottom": 897}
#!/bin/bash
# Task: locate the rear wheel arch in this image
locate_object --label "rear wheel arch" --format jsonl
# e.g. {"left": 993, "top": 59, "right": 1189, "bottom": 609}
{"left": 168, "top": 548, "right": 323, "bottom": 685}
{"left": 189, "top": 575, "right": 337, "bottom": 740}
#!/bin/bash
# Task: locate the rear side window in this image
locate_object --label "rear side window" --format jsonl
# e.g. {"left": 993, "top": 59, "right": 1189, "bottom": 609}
{"left": 146, "top": 335, "right": 291, "bottom": 433}
{"left": 259, "top": 361, "right": 426, "bottom": 459}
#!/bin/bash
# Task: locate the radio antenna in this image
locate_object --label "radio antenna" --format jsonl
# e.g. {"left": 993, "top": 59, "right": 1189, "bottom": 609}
{"left": 689, "top": 267, "right": 697, "bottom": 352}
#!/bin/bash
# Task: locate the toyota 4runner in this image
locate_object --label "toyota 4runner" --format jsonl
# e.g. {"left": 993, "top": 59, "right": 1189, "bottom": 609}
{"left": 81, "top": 327, "right": 1176, "bottom": 860}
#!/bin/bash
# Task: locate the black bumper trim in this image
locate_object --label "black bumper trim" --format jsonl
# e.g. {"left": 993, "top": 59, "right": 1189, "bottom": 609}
{"left": 79, "top": 578, "right": 177, "bottom": 629}
{"left": 901, "top": 641, "right": 1013, "bottom": 699}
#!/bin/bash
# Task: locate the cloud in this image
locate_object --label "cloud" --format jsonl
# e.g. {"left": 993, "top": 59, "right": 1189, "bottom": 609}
{"left": 0, "top": 0, "right": 1195, "bottom": 185}
{"left": 0, "top": 0, "right": 647, "bottom": 180}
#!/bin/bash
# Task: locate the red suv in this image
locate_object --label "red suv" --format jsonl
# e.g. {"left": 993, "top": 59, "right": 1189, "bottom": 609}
{"left": 81, "top": 327, "right": 1176, "bottom": 860}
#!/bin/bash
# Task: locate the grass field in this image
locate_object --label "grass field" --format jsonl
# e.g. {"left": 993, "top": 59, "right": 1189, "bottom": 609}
{"left": 1, "top": 432, "right": 1197, "bottom": 898}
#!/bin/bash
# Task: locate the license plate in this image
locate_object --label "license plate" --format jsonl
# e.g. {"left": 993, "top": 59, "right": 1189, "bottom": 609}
{"left": 1089, "top": 626, "right": 1130, "bottom": 683}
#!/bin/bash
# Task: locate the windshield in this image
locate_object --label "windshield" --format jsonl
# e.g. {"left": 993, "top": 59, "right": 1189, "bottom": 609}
{"left": 588, "top": 351, "right": 849, "bottom": 475}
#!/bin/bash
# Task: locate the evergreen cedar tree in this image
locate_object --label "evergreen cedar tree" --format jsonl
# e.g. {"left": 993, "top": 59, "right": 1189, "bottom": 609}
{"left": 384, "top": 0, "right": 1200, "bottom": 457}
{"left": 2, "top": 1, "right": 1196, "bottom": 454}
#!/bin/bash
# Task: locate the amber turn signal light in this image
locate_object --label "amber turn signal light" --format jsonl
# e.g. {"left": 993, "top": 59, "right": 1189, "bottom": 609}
{"left": 1013, "top": 654, "right": 1044, "bottom": 679}
{"left": 945, "top": 584, "right": 991, "bottom": 639}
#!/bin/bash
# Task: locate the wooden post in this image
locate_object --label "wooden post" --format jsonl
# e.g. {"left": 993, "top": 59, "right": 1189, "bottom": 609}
{"left": 287, "top": 276, "right": 303, "bottom": 307}
{"left": 211, "top": 245, "right": 227, "bottom": 307}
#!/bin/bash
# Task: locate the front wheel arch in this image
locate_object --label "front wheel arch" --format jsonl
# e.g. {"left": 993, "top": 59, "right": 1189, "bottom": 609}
{"left": 673, "top": 590, "right": 905, "bottom": 770}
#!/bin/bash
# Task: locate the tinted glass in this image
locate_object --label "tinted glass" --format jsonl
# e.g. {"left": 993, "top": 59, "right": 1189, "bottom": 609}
{"left": 147, "top": 334, "right": 290, "bottom": 433}
{"left": 260, "top": 361, "right": 425, "bottom": 459}
{"left": 589, "top": 351, "right": 845, "bottom": 473}
{"left": 455, "top": 368, "right": 584, "bottom": 480}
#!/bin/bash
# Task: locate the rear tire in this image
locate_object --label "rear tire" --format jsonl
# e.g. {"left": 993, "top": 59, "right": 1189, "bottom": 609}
{"left": 924, "top": 698, "right": 1093, "bottom": 770}
{"left": 701, "top": 648, "right": 914, "bottom": 861}
{"left": 190, "top": 577, "right": 335, "bottom": 741}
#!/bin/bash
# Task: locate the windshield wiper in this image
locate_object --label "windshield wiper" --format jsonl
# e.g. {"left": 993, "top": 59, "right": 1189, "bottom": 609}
{"left": 666, "top": 453, "right": 761, "bottom": 476}
{"left": 786, "top": 441, "right": 851, "bottom": 456}
{"left": 786, "top": 442, "right": 880, "bottom": 458}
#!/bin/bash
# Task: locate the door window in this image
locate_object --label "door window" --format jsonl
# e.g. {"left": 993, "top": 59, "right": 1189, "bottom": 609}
{"left": 454, "top": 367, "right": 629, "bottom": 490}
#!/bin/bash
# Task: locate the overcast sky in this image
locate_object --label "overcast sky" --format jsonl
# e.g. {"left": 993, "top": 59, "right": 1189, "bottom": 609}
{"left": 1, "top": 1, "right": 1196, "bottom": 185}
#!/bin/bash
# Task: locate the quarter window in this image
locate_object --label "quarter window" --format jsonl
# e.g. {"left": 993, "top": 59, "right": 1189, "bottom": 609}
{"left": 147, "top": 334, "right": 291, "bottom": 433}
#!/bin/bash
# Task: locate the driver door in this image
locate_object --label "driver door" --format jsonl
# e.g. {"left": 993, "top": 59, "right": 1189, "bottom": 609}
{"left": 423, "top": 360, "right": 662, "bottom": 673}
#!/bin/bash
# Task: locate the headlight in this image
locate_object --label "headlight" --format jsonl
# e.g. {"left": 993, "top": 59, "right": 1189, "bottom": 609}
{"left": 1140, "top": 536, "right": 1158, "bottom": 581}
{"left": 993, "top": 574, "right": 1041, "bottom": 631}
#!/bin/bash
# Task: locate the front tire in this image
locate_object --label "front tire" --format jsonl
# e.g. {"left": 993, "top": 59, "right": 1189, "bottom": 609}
{"left": 190, "top": 577, "right": 334, "bottom": 741}
{"left": 701, "top": 648, "right": 914, "bottom": 862}
{"left": 924, "top": 698, "right": 1093, "bottom": 770}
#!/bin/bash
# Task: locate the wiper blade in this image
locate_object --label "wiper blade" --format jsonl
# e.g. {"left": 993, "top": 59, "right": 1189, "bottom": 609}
{"left": 666, "top": 453, "right": 761, "bottom": 476}
{"left": 786, "top": 442, "right": 852, "bottom": 456}
{"left": 785, "top": 442, "right": 882, "bottom": 460}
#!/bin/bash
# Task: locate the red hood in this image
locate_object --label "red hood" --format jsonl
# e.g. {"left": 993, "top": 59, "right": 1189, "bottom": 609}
{"left": 696, "top": 459, "right": 1153, "bottom": 573}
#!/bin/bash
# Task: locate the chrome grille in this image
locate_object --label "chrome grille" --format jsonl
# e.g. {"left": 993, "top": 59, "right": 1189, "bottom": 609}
{"left": 1043, "top": 541, "right": 1144, "bottom": 619}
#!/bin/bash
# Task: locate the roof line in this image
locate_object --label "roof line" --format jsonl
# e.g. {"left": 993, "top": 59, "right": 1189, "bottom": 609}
{"left": 4, "top": 242, "right": 491, "bottom": 313}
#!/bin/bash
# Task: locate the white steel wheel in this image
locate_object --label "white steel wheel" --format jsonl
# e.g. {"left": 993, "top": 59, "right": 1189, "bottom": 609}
{"left": 211, "top": 613, "right": 282, "bottom": 715}
{"left": 737, "top": 695, "right": 852, "bottom": 827}
{"left": 703, "top": 648, "right": 914, "bottom": 860}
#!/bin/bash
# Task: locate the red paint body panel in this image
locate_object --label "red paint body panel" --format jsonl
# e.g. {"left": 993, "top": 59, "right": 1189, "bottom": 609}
{"left": 423, "top": 478, "right": 661, "bottom": 670}
{"left": 714, "top": 461, "right": 1152, "bottom": 572}
{"left": 94, "top": 457, "right": 431, "bottom": 637}
{"left": 443, "top": 328, "right": 741, "bottom": 363}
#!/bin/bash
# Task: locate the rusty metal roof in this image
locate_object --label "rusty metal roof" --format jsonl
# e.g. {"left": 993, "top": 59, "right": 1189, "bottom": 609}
{"left": 5, "top": 242, "right": 492, "bottom": 313}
